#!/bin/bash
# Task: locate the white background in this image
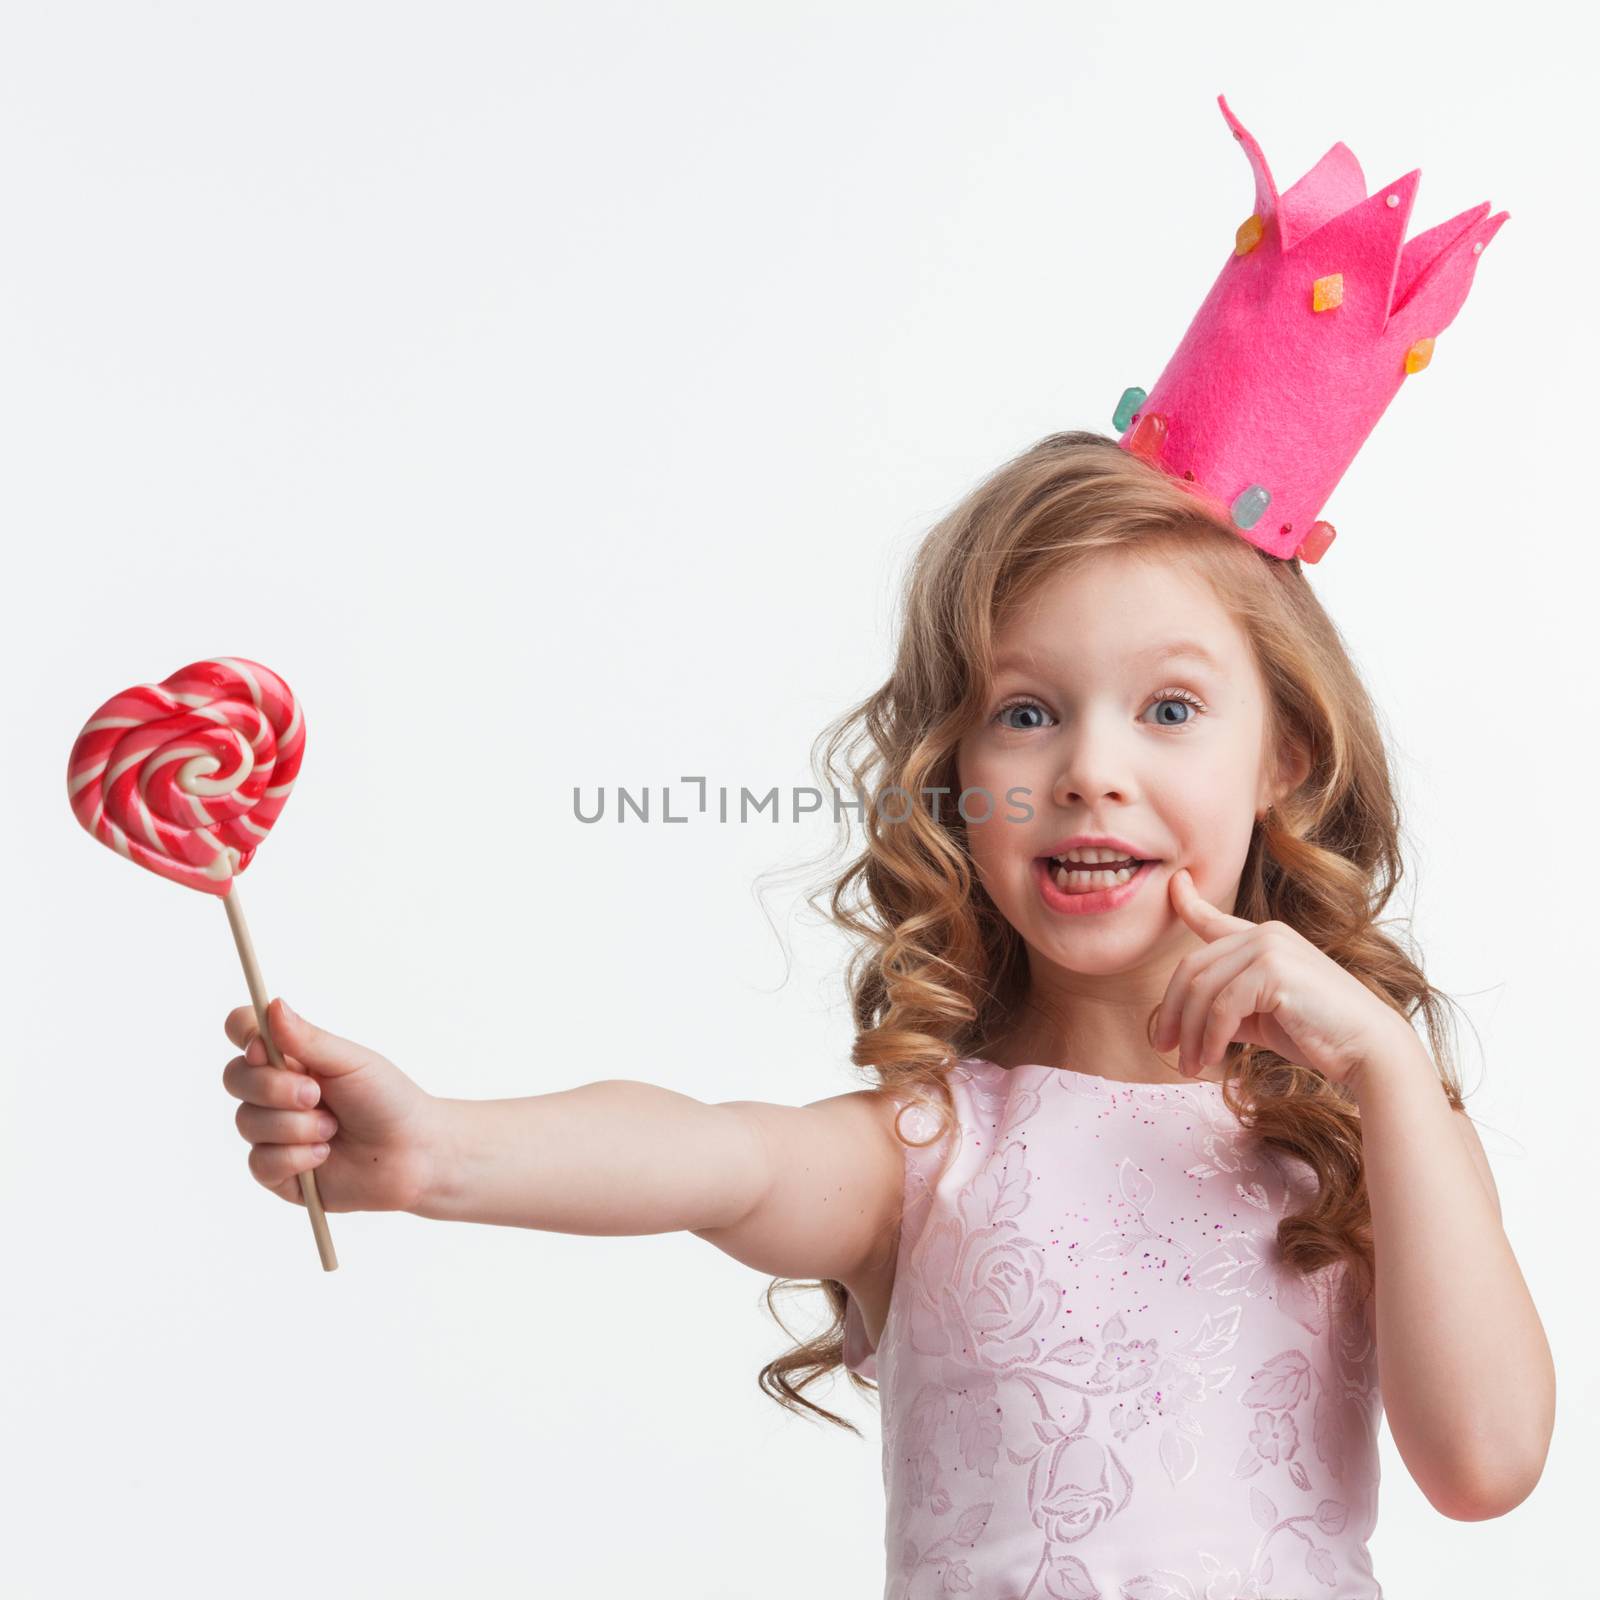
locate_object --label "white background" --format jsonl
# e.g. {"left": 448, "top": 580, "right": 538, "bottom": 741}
{"left": 2, "top": 3, "right": 1589, "bottom": 1595}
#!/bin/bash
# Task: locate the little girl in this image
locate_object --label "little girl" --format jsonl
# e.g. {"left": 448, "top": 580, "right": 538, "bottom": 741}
{"left": 221, "top": 102, "right": 1552, "bottom": 1599}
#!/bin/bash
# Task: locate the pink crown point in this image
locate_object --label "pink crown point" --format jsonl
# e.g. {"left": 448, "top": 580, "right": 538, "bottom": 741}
{"left": 1117, "top": 94, "right": 1509, "bottom": 561}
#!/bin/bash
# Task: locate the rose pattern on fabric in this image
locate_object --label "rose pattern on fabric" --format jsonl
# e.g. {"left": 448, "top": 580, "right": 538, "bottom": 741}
{"left": 849, "top": 1061, "right": 1383, "bottom": 1599}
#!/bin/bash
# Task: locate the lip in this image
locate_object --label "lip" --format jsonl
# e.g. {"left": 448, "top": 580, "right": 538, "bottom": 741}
{"left": 1035, "top": 855, "right": 1161, "bottom": 916}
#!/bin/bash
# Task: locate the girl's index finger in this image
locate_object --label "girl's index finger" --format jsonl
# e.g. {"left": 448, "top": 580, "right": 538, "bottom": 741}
{"left": 1169, "top": 867, "right": 1252, "bottom": 941}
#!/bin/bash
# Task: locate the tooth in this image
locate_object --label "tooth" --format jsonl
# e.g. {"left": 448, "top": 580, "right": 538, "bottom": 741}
{"left": 1052, "top": 862, "right": 1137, "bottom": 891}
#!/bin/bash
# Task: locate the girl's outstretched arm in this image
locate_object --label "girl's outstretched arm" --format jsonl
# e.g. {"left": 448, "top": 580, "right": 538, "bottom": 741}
{"left": 223, "top": 1000, "right": 905, "bottom": 1291}
{"left": 1353, "top": 1023, "right": 1555, "bottom": 1521}
{"left": 415, "top": 1081, "right": 906, "bottom": 1291}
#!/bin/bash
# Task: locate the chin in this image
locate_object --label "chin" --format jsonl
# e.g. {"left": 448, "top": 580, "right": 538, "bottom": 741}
{"left": 1036, "top": 927, "right": 1162, "bottom": 976}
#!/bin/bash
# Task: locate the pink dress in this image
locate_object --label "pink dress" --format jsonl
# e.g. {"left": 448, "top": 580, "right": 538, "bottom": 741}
{"left": 843, "top": 1058, "right": 1384, "bottom": 1599}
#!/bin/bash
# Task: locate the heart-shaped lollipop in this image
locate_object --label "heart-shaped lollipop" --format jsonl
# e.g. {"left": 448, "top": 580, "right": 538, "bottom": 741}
{"left": 68, "top": 657, "right": 304, "bottom": 896}
{"left": 68, "top": 657, "right": 337, "bottom": 1270}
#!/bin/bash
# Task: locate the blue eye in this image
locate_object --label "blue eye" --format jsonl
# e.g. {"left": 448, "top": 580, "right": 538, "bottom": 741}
{"left": 995, "top": 699, "right": 1055, "bottom": 731}
{"left": 1141, "top": 689, "right": 1207, "bottom": 728}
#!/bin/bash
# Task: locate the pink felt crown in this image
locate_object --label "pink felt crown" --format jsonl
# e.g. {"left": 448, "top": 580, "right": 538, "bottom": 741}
{"left": 1114, "top": 94, "right": 1508, "bottom": 563}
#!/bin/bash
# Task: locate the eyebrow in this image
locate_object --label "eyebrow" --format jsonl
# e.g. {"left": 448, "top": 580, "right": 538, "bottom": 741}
{"left": 1132, "top": 638, "right": 1226, "bottom": 672}
{"left": 992, "top": 638, "right": 1226, "bottom": 675}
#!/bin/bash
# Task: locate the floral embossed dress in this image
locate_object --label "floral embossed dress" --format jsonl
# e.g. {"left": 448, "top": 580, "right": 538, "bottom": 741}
{"left": 842, "top": 1058, "right": 1383, "bottom": 1600}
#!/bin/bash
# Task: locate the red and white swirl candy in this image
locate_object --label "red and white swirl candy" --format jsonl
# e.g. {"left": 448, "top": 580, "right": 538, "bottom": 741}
{"left": 67, "top": 657, "right": 305, "bottom": 897}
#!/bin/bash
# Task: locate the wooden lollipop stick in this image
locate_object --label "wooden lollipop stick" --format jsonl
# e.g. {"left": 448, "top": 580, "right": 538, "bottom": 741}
{"left": 222, "top": 884, "right": 339, "bottom": 1271}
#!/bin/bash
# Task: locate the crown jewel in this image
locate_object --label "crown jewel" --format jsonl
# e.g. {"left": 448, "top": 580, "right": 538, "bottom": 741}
{"left": 1116, "top": 95, "right": 1508, "bottom": 562}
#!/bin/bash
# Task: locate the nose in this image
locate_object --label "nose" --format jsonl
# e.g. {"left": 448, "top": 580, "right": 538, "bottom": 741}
{"left": 1049, "top": 712, "right": 1133, "bottom": 808}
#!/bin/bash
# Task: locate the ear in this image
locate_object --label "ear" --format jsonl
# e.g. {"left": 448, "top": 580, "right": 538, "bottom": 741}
{"left": 1266, "top": 729, "right": 1313, "bottom": 811}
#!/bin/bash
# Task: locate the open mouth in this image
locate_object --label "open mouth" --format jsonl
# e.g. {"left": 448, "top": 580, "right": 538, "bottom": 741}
{"left": 1039, "top": 855, "right": 1159, "bottom": 894}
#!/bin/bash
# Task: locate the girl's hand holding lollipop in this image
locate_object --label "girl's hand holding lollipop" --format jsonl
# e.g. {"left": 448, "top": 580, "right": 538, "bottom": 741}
{"left": 221, "top": 997, "right": 443, "bottom": 1215}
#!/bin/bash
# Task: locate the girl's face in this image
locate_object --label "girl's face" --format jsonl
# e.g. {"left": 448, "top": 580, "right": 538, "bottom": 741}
{"left": 956, "top": 551, "right": 1287, "bottom": 979}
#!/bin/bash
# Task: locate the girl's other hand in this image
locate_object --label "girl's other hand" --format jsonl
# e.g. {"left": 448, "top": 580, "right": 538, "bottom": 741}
{"left": 1155, "top": 867, "right": 1411, "bottom": 1089}
{"left": 221, "top": 998, "right": 442, "bottom": 1213}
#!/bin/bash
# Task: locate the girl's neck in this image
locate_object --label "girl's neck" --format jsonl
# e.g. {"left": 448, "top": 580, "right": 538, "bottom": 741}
{"left": 977, "top": 995, "right": 1221, "bottom": 1086}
